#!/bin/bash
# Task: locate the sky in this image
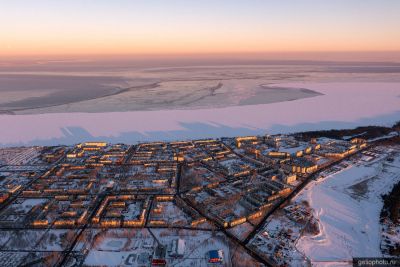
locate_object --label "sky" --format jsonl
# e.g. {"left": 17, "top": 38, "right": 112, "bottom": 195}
{"left": 1, "top": 0, "right": 400, "bottom": 59}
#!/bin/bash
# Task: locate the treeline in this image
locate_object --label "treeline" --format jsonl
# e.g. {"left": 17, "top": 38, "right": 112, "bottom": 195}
{"left": 295, "top": 121, "right": 400, "bottom": 141}
{"left": 380, "top": 181, "right": 400, "bottom": 256}
{"left": 381, "top": 181, "right": 400, "bottom": 223}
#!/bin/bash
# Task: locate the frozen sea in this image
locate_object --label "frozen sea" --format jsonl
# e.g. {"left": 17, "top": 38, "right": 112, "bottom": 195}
{"left": 0, "top": 61, "right": 399, "bottom": 147}
{"left": 0, "top": 82, "right": 399, "bottom": 147}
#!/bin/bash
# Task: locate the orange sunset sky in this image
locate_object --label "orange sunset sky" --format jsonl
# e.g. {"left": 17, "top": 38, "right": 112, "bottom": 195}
{"left": 1, "top": 0, "right": 399, "bottom": 60}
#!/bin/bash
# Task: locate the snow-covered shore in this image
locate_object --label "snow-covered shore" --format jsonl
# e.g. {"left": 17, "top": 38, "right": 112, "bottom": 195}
{"left": 295, "top": 146, "right": 400, "bottom": 266}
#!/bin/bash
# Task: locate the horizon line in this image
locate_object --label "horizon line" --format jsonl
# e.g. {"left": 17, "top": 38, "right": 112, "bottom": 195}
{"left": 2, "top": 50, "right": 400, "bottom": 63}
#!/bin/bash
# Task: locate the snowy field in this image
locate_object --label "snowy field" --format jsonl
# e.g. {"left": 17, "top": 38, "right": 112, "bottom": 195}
{"left": 78, "top": 228, "right": 259, "bottom": 267}
{"left": 295, "top": 146, "right": 400, "bottom": 266}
